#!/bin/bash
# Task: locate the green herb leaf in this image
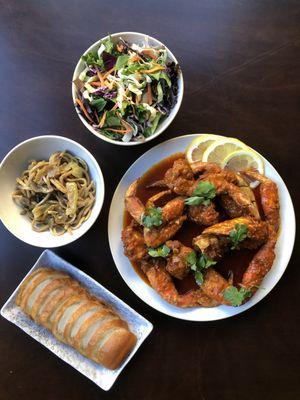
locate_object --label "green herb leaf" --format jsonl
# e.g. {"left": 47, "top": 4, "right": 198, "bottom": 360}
{"left": 185, "top": 181, "right": 216, "bottom": 207}
{"left": 193, "top": 181, "right": 216, "bottom": 198}
{"left": 194, "top": 270, "right": 204, "bottom": 285}
{"left": 184, "top": 196, "right": 203, "bottom": 206}
{"left": 91, "top": 98, "right": 107, "bottom": 114}
{"left": 223, "top": 286, "right": 252, "bottom": 306}
{"left": 186, "top": 251, "right": 216, "bottom": 286}
{"left": 229, "top": 223, "right": 248, "bottom": 250}
{"left": 141, "top": 207, "right": 163, "bottom": 228}
{"left": 81, "top": 51, "right": 104, "bottom": 68}
{"left": 148, "top": 245, "right": 171, "bottom": 258}
{"left": 197, "top": 254, "right": 217, "bottom": 269}
{"left": 186, "top": 251, "right": 197, "bottom": 267}
{"left": 115, "top": 54, "right": 129, "bottom": 70}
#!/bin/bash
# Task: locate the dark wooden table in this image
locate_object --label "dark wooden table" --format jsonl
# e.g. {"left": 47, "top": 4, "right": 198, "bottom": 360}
{"left": 0, "top": 1, "right": 299, "bottom": 399}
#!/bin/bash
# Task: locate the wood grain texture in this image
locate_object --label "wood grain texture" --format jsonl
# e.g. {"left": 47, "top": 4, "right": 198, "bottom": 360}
{"left": 0, "top": 1, "right": 299, "bottom": 399}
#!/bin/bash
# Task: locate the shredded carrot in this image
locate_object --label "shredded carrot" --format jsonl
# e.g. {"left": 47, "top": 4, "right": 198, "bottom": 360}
{"left": 75, "top": 99, "right": 93, "bottom": 123}
{"left": 98, "top": 111, "right": 107, "bottom": 128}
{"left": 140, "top": 65, "right": 165, "bottom": 74}
{"left": 106, "top": 119, "right": 132, "bottom": 135}
{"left": 96, "top": 69, "right": 105, "bottom": 86}
{"left": 106, "top": 128, "right": 128, "bottom": 134}
{"left": 141, "top": 49, "right": 157, "bottom": 60}
{"left": 129, "top": 54, "right": 142, "bottom": 63}
{"left": 116, "top": 43, "right": 125, "bottom": 52}
{"left": 110, "top": 103, "right": 118, "bottom": 111}
{"left": 135, "top": 93, "right": 141, "bottom": 105}
{"left": 103, "top": 67, "right": 115, "bottom": 79}
{"left": 147, "top": 83, "right": 153, "bottom": 105}
{"left": 121, "top": 119, "right": 132, "bottom": 130}
{"left": 90, "top": 81, "right": 103, "bottom": 87}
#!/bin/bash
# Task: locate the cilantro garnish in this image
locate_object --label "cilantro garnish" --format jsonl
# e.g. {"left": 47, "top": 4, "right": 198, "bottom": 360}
{"left": 185, "top": 181, "right": 216, "bottom": 207}
{"left": 141, "top": 207, "right": 163, "bottom": 228}
{"left": 186, "top": 251, "right": 216, "bottom": 286}
{"left": 229, "top": 223, "right": 248, "bottom": 250}
{"left": 148, "top": 245, "right": 171, "bottom": 258}
{"left": 223, "top": 286, "right": 252, "bottom": 306}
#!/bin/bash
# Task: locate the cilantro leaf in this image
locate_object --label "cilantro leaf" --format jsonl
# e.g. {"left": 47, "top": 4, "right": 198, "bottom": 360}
{"left": 193, "top": 181, "right": 216, "bottom": 198}
{"left": 186, "top": 251, "right": 197, "bottom": 267}
{"left": 185, "top": 181, "right": 216, "bottom": 207}
{"left": 194, "top": 270, "right": 204, "bottom": 285}
{"left": 91, "top": 98, "right": 107, "bottom": 114}
{"left": 197, "top": 254, "right": 217, "bottom": 269}
{"left": 81, "top": 51, "right": 104, "bottom": 68}
{"left": 186, "top": 251, "right": 216, "bottom": 286}
{"left": 223, "top": 286, "right": 252, "bottom": 306}
{"left": 148, "top": 245, "right": 171, "bottom": 258}
{"left": 141, "top": 207, "right": 163, "bottom": 228}
{"left": 115, "top": 54, "right": 129, "bottom": 70}
{"left": 229, "top": 223, "right": 248, "bottom": 250}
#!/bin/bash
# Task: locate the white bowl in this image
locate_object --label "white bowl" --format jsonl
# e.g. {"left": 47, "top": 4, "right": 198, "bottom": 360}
{"left": 108, "top": 134, "right": 296, "bottom": 321}
{"left": 0, "top": 135, "right": 104, "bottom": 247}
{"left": 72, "top": 31, "right": 184, "bottom": 146}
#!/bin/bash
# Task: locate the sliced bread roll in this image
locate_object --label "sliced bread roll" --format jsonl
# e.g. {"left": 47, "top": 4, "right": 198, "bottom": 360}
{"left": 17, "top": 268, "right": 137, "bottom": 369}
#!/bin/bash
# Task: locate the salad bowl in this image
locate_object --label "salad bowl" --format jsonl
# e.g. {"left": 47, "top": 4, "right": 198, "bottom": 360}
{"left": 72, "top": 32, "right": 184, "bottom": 146}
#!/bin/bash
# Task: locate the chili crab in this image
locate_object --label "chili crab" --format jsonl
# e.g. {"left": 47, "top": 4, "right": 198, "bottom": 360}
{"left": 122, "top": 156, "right": 279, "bottom": 308}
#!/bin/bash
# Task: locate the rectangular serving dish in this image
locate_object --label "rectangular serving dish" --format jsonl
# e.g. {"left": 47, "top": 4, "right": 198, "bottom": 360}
{"left": 0, "top": 249, "right": 153, "bottom": 391}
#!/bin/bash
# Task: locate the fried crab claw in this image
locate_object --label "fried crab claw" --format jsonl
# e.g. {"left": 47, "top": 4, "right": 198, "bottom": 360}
{"left": 141, "top": 259, "right": 219, "bottom": 308}
{"left": 125, "top": 179, "right": 186, "bottom": 247}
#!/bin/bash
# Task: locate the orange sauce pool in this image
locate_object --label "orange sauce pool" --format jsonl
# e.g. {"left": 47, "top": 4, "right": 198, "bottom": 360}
{"left": 123, "top": 154, "right": 258, "bottom": 293}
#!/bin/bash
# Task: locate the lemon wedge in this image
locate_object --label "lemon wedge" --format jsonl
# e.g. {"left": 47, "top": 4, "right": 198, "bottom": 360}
{"left": 186, "top": 134, "right": 223, "bottom": 164}
{"left": 202, "top": 137, "right": 248, "bottom": 165}
{"left": 221, "top": 149, "right": 264, "bottom": 174}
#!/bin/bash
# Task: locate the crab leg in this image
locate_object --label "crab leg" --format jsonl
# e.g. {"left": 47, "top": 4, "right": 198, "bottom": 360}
{"left": 242, "top": 169, "right": 280, "bottom": 233}
{"left": 125, "top": 179, "right": 145, "bottom": 224}
{"left": 125, "top": 180, "right": 185, "bottom": 224}
{"left": 241, "top": 234, "right": 276, "bottom": 291}
{"left": 200, "top": 269, "right": 231, "bottom": 305}
{"left": 144, "top": 215, "right": 187, "bottom": 247}
{"left": 141, "top": 260, "right": 219, "bottom": 308}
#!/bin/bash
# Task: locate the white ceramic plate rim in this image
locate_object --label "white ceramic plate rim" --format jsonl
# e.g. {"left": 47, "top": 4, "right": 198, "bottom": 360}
{"left": 72, "top": 31, "right": 184, "bottom": 146}
{"left": 0, "top": 135, "right": 105, "bottom": 247}
{"left": 108, "top": 134, "right": 296, "bottom": 321}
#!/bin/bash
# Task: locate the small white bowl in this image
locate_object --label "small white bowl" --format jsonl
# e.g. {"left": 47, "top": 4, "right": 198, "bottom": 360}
{"left": 0, "top": 135, "right": 104, "bottom": 248}
{"left": 72, "top": 31, "right": 184, "bottom": 146}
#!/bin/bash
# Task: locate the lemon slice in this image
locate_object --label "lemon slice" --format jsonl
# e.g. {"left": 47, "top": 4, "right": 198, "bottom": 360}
{"left": 202, "top": 137, "right": 248, "bottom": 165}
{"left": 186, "top": 134, "right": 223, "bottom": 164}
{"left": 221, "top": 149, "right": 264, "bottom": 174}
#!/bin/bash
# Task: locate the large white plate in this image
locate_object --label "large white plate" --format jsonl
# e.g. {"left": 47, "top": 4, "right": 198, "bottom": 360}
{"left": 108, "top": 134, "right": 295, "bottom": 321}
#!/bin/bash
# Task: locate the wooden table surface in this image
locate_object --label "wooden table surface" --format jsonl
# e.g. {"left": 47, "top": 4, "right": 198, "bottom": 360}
{"left": 0, "top": 1, "right": 299, "bottom": 399}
